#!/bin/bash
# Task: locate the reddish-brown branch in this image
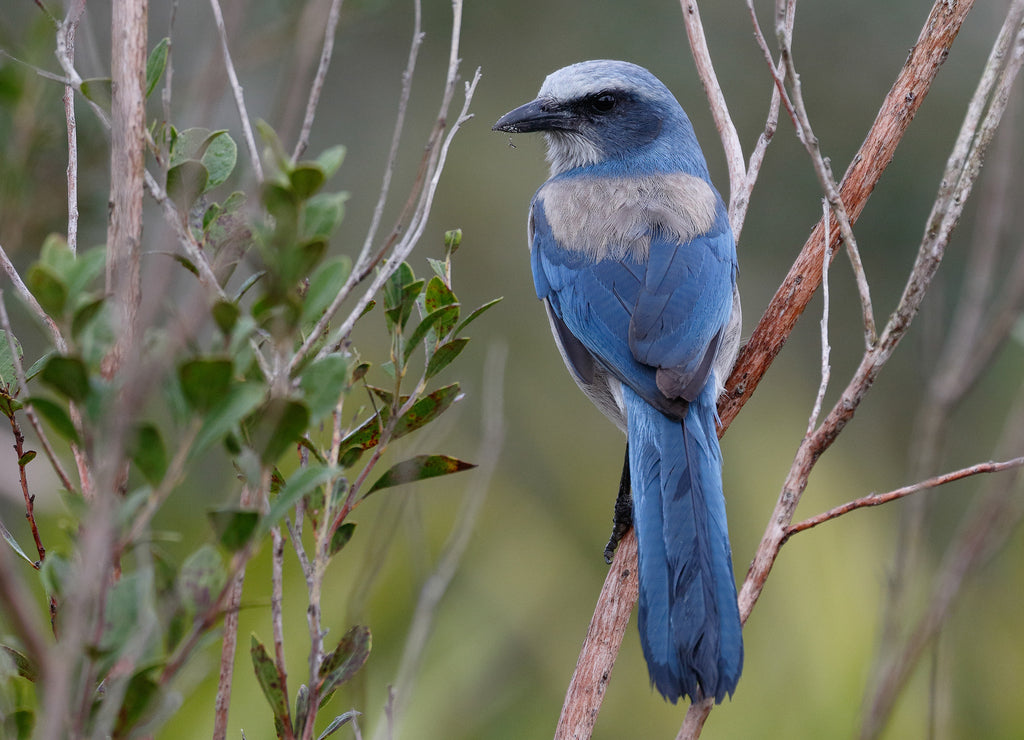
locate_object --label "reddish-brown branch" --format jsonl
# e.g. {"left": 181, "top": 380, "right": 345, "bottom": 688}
{"left": 9, "top": 414, "right": 45, "bottom": 565}
{"left": 554, "top": 530, "right": 639, "bottom": 740}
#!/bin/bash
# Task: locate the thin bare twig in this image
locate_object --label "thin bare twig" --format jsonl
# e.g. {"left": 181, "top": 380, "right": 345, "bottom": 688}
{"left": 787, "top": 457, "right": 1024, "bottom": 541}
{"left": 359, "top": 0, "right": 424, "bottom": 269}
{"left": 208, "top": 0, "right": 265, "bottom": 183}
{"left": 292, "top": 0, "right": 345, "bottom": 161}
{"left": 806, "top": 200, "right": 832, "bottom": 436}
{"left": 270, "top": 525, "right": 294, "bottom": 738}
{"left": 751, "top": 0, "right": 877, "bottom": 345}
{"left": 679, "top": 1, "right": 745, "bottom": 234}
{"left": 59, "top": 0, "right": 86, "bottom": 255}
{"left": 0, "top": 242, "right": 67, "bottom": 353}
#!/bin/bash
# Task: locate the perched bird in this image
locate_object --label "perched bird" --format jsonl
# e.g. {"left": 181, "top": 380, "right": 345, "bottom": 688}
{"left": 493, "top": 60, "right": 743, "bottom": 703}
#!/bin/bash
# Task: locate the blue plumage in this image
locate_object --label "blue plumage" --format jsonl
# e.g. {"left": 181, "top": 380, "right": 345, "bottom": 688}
{"left": 495, "top": 60, "right": 743, "bottom": 703}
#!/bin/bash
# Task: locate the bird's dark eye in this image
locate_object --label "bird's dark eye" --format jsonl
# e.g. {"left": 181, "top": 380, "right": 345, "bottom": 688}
{"left": 590, "top": 93, "right": 617, "bottom": 113}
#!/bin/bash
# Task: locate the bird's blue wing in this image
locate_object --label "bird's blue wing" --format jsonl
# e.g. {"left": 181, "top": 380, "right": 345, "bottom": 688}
{"left": 630, "top": 205, "right": 736, "bottom": 401}
{"left": 530, "top": 190, "right": 736, "bottom": 414}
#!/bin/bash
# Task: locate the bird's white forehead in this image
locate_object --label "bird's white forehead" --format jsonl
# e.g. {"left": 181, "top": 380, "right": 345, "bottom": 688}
{"left": 538, "top": 60, "right": 661, "bottom": 102}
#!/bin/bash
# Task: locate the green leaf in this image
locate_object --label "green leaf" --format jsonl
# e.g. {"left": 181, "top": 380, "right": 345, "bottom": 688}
{"left": 252, "top": 398, "right": 310, "bottom": 465}
{"left": 39, "top": 355, "right": 90, "bottom": 402}
{"left": 169, "top": 127, "right": 219, "bottom": 167}
{"left": 178, "top": 357, "right": 233, "bottom": 412}
{"left": 256, "top": 119, "right": 290, "bottom": 176}
{"left": 264, "top": 463, "right": 337, "bottom": 531}
{"left": 251, "top": 634, "right": 292, "bottom": 730}
{"left": 299, "top": 354, "right": 349, "bottom": 424}
{"left": 190, "top": 382, "right": 265, "bottom": 459}
{"left": 318, "top": 625, "right": 371, "bottom": 701}
{"left": 302, "top": 191, "right": 349, "bottom": 241}
{"left": 70, "top": 297, "right": 104, "bottom": 339}
{"left": 286, "top": 239, "right": 327, "bottom": 285}
{"left": 235, "top": 271, "right": 265, "bottom": 301}
{"left": 25, "top": 264, "right": 67, "bottom": 317}
{"left": 0, "top": 328, "right": 23, "bottom": 392}
{"left": 317, "top": 711, "right": 361, "bottom": 739}
{"left": 425, "top": 337, "right": 470, "bottom": 379}
{"left": 0, "top": 393, "right": 22, "bottom": 419}
{"left": 114, "top": 669, "right": 160, "bottom": 735}
{"left": 289, "top": 163, "right": 326, "bottom": 200}
{"left": 262, "top": 182, "right": 300, "bottom": 229}
{"left": 24, "top": 352, "right": 52, "bottom": 382}
{"left": 167, "top": 159, "right": 209, "bottom": 211}
{"left": 130, "top": 423, "right": 168, "bottom": 486}
{"left": 424, "top": 275, "right": 457, "bottom": 312}
{"left": 365, "top": 454, "right": 475, "bottom": 496}
{"left": 338, "top": 383, "right": 461, "bottom": 458}
{"left": 25, "top": 397, "right": 79, "bottom": 443}
{"left": 208, "top": 508, "right": 260, "bottom": 551}
{"left": 211, "top": 300, "right": 240, "bottom": 336}
{"left": 294, "top": 684, "right": 310, "bottom": 738}
{"left": 314, "top": 145, "right": 346, "bottom": 179}
{"left": 382, "top": 263, "right": 417, "bottom": 329}
{"left": 145, "top": 37, "right": 169, "bottom": 98}
{"left": 0, "top": 645, "right": 38, "bottom": 682}
{"left": 79, "top": 77, "right": 112, "bottom": 109}
{"left": 66, "top": 244, "right": 107, "bottom": 297}
{"left": 427, "top": 257, "right": 448, "bottom": 281}
{"left": 17, "top": 450, "right": 35, "bottom": 466}
{"left": 403, "top": 304, "right": 460, "bottom": 365}
{"left": 329, "top": 522, "right": 356, "bottom": 557}
{"left": 455, "top": 297, "right": 503, "bottom": 335}
{"left": 302, "top": 256, "right": 351, "bottom": 326}
{"left": 395, "top": 384, "right": 462, "bottom": 437}
{"left": 202, "top": 131, "right": 237, "bottom": 190}
{"left": 444, "top": 228, "right": 462, "bottom": 258}
{"left": 170, "top": 254, "right": 199, "bottom": 277}
{"left": 39, "top": 553, "right": 70, "bottom": 598}
{"left": 0, "top": 519, "right": 35, "bottom": 566}
{"left": 98, "top": 573, "right": 149, "bottom": 672}
{"left": 177, "top": 544, "right": 226, "bottom": 614}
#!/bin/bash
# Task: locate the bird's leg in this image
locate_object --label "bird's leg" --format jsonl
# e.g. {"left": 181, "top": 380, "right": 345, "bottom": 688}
{"left": 603, "top": 443, "right": 633, "bottom": 564}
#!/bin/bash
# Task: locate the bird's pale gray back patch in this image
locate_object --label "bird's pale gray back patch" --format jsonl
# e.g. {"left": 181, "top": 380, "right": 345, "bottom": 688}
{"left": 538, "top": 173, "right": 717, "bottom": 262}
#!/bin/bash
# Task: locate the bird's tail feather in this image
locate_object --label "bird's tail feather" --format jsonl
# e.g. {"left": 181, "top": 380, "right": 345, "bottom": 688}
{"left": 625, "top": 383, "right": 743, "bottom": 704}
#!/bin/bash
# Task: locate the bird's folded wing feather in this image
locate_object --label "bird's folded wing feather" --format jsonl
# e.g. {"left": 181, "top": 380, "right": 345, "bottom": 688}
{"left": 530, "top": 189, "right": 736, "bottom": 414}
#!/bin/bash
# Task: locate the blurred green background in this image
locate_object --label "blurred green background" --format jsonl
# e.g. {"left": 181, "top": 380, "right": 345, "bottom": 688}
{"left": 1, "top": 0, "right": 1023, "bottom": 738}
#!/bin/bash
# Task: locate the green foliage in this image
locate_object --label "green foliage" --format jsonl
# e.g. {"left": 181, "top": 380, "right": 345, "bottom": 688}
{"left": 167, "top": 128, "right": 238, "bottom": 211}
{"left": 145, "top": 38, "right": 170, "bottom": 99}
{"left": 0, "top": 38, "right": 496, "bottom": 733}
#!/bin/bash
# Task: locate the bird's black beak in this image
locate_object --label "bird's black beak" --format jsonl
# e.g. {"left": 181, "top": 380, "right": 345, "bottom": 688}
{"left": 492, "top": 98, "right": 572, "bottom": 134}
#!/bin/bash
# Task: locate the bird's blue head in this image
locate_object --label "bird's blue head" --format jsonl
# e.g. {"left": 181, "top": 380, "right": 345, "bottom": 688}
{"left": 493, "top": 60, "right": 709, "bottom": 180}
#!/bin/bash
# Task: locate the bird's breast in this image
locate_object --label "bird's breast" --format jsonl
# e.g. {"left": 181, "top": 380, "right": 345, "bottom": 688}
{"left": 537, "top": 172, "right": 717, "bottom": 262}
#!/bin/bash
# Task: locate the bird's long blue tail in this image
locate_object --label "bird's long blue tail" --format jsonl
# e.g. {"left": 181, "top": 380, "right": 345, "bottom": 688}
{"left": 625, "top": 382, "right": 743, "bottom": 704}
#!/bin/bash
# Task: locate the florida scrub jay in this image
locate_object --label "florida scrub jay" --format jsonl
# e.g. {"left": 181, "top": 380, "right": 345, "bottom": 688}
{"left": 493, "top": 60, "right": 743, "bottom": 703}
